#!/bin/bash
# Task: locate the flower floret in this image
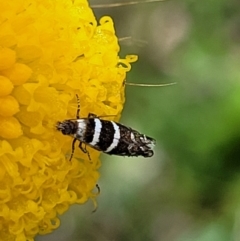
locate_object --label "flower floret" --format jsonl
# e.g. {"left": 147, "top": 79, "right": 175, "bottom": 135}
{"left": 0, "top": 0, "right": 137, "bottom": 240}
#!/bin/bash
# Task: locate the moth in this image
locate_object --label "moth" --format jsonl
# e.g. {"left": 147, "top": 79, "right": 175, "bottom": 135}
{"left": 56, "top": 95, "right": 156, "bottom": 161}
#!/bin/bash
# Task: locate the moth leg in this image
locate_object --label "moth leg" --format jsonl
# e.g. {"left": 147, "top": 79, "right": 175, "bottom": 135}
{"left": 88, "top": 113, "right": 97, "bottom": 119}
{"left": 88, "top": 111, "right": 117, "bottom": 120}
{"left": 69, "top": 138, "right": 77, "bottom": 161}
{"left": 95, "top": 184, "right": 101, "bottom": 195}
{"left": 79, "top": 141, "right": 87, "bottom": 153}
{"left": 92, "top": 184, "right": 101, "bottom": 213}
{"left": 79, "top": 141, "right": 91, "bottom": 160}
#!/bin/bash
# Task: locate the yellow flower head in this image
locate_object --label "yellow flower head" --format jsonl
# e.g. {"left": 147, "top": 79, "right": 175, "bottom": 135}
{"left": 0, "top": 1, "right": 137, "bottom": 240}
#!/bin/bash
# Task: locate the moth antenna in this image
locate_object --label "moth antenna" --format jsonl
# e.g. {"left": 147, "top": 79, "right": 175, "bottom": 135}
{"left": 119, "top": 36, "right": 134, "bottom": 42}
{"left": 118, "top": 36, "right": 148, "bottom": 47}
{"left": 125, "top": 82, "right": 176, "bottom": 87}
{"left": 91, "top": 0, "right": 166, "bottom": 8}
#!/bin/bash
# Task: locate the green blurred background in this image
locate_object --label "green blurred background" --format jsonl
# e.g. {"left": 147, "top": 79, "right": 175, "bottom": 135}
{"left": 37, "top": 0, "right": 240, "bottom": 240}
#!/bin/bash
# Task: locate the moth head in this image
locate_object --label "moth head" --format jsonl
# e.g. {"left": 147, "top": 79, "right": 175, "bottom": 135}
{"left": 56, "top": 120, "right": 76, "bottom": 135}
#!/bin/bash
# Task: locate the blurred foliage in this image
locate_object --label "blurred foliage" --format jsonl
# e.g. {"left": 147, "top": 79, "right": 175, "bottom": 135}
{"left": 37, "top": 0, "right": 240, "bottom": 241}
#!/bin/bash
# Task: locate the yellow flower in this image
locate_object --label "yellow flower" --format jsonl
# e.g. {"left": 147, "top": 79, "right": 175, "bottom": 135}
{"left": 0, "top": 0, "right": 137, "bottom": 240}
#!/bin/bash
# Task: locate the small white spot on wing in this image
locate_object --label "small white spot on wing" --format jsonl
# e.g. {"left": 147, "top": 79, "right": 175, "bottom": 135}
{"left": 147, "top": 142, "right": 155, "bottom": 150}
{"left": 130, "top": 132, "right": 136, "bottom": 142}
